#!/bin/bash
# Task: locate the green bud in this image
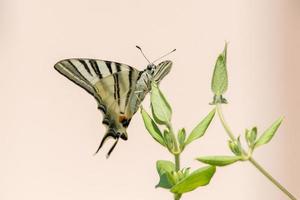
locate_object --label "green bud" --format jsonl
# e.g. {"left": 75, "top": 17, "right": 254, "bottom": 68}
{"left": 177, "top": 128, "right": 186, "bottom": 151}
{"left": 228, "top": 139, "right": 242, "bottom": 156}
{"left": 183, "top": 168, "right": 190, "bottom": 178}
{"left": 171, "top": 171, "right": 179, "bottom": 184}
{"left": 210, "top": 43, "right": 229, "bottom": 104}
{"left": 245, "top": 127, "right": 257, "bottom": 148}
{"left": 163, "top": 130, "right": 174, "bottom": 152}
{"left": 177, "top": 170, "right": 184, "bottom": 180}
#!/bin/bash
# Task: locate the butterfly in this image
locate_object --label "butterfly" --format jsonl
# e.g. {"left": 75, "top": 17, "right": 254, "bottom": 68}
{"left": 54, "top": 47, "right": 174, "bottom": 157}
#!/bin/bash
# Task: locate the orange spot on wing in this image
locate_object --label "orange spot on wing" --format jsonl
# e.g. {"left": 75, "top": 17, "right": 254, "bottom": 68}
{"left": 119, "top": 115, "right": 127, "bottom": 122}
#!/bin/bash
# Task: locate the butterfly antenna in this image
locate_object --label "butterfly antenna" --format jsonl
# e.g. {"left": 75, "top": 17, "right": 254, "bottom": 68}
{"left": 152, "top": 49, "right": 176, "bottom": 63}
{"left": 106, "top": 137, "right": 119, "bottom": 158}
{"left": 136, "top": 45, "right": 151, "bottom": 64}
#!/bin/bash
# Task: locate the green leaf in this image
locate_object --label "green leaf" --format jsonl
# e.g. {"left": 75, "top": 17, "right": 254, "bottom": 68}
{"left": 156, "top": 160, "right": 176, "bottom": 189}
{"left": 170, "top": 166, "right": 216, "bottom": 194}
{"left": 196, "top": 156, "right": 242, "bottom": 166}
{"left": 255, "top": 117, "right": 284, "bottom": 148}
{"left": 140, "top": 107, "right": 166, "bottom": 147}
{"left": 156, "top": 160, "right": 175, "bottom": 177}
{"left": 177, "top": 128, "right": 186, "bottom": 150}
{"left": 185, "top": 109, "right": 216, "bottom": 146}
{"left": 151, "top": 83, "right": 172, "bottom": 125}
{"left": 211, "top": 43, "right": 228, "bottom": 96}
{"left": 156, "top": 173, "right": 175, "bottom": 189}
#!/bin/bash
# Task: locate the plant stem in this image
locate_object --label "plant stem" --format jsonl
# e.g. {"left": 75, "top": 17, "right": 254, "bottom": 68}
{"left": 174, "top": 153, "right": 181, "bottom": 200}
{"left": 175, "top": 154, "right": 180, "bottom": 172}
{"left": 216, "top": 104, "right": 235, "bottom": 141}
{"left": 216, "top": 103, "right": 297, "bottom": 200}
{"left": 174, "top": 193, "right": 181, "bottom": 200}
{"left": 249, "top": 158, "right": 296, "bottom": 200}
{"left": 168, "top": 122, "right": 182, "bottom": 200}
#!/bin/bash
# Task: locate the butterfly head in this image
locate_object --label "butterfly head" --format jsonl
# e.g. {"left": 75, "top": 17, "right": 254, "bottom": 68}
{"left": 136, "top": 46, "right": 174, "bottom": 84}
{"left": 145, "top": 63, "right": 156, "bottom": 75}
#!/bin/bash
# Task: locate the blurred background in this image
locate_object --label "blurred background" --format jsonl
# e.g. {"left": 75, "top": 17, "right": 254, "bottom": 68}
{"left": 0, "top": 0, "right": 299, "bottom": 199}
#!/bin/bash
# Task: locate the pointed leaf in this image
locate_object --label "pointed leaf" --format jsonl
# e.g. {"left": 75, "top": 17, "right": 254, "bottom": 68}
{"left": 211, "top": 43, "right": 228, "bottom": 96}
{"left": 156, "top": 172, "right": 175, "bottom": 189}
{"left": 197, "top": 156, "right": 242, "bottom": 166}
{"left": 170, "top": 166, "right": 216, "bottom": 194}
{"left": 140, "top": 107, "right": 166, "bottom": 147}
{"left": 156, "top": 160, "right": 176, "bottom": 189}
{"left": 255, "top": 117, "right": 283, "bottom": 148}
{"left": 185, "top": 109, "right": 216, "bottom": 145}
{"left": 151, "top": 83, "right": 172, "bottom": 125}
{"left": 157, "top": 160, "right": 175, "bottom": 175}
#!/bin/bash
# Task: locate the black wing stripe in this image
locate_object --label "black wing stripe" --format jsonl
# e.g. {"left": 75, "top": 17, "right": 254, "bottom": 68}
{"left": 67, "top": 60, "right": 91, "bottom": 83}
{"left": 112, "top": 74, "right": 117, "bottom": 100}
{"left": 125, "top": 68, "right": 133, "bottom": 107}
{"left": 115, "top": 73, "right": 120, "bottom": 105}
{"left": 78, "top": 59, "right": 92, "bottom": 76}
{"left": 105, "top": 61, "right": 113, "bottom": 74}
{"left": 89, "top": 60, "right": 103, "bottom": 78}
{"left": 115, "top": 62, "right": 121, "bottom": 72}
{"left": 54, "top": 63, "right": 95, "bottom": 96}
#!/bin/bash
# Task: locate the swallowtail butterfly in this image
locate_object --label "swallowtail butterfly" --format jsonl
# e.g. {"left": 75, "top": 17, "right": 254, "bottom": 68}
{"left": 54, "top": 47, "right": 174, "bottom": 157}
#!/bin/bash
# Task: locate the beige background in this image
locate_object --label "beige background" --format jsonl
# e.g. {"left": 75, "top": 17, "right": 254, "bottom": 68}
{"left": 1, "top": 0, "right": 299, "bottom": 199}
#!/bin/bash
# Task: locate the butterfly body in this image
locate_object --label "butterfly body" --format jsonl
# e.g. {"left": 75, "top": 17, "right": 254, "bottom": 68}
{"left": 54, "top": 58, "right": 172, "bottom": 156}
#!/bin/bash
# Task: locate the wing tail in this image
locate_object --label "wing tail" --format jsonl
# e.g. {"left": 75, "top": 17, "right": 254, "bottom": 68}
{"left": 94, "top": 129, "right": 116, "bottom": 155}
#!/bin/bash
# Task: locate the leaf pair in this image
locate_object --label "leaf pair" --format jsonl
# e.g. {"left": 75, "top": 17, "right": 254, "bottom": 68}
{"left": 141, "top": 83, "right": 216, "bottom": 153}
{"left": 156, "top": 160, "right": 216, "bottom": 194}
{"left": 197, "top": 117, "right": 284, "bottom": 167}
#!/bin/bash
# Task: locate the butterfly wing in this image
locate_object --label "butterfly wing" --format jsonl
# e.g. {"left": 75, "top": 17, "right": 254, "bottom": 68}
{"left": 54, "top": 59, "right": 141, "bottom": 156}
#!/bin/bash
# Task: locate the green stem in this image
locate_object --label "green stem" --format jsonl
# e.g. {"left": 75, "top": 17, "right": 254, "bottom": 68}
{"left": 166, "top": 122, "right": 182, "bottom": 200}
{"left": 249, "top": 158, "right": 296, "bottom": 200}
{"left": 216, "top": 104, "right": 235, "bottom": 141}
{"left": 216, "top": 103, "right": 297, "bottom": 200}
{"left": 174, "top": 193, "right": 181, "bottom": 200}
{"left": 174, "top": 154, "right": 181, "bottom": 200}
{"left": 175, "top": 154, "right": 180, "bottom": 172}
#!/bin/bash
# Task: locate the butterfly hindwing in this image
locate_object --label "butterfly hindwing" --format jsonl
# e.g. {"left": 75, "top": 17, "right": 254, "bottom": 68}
{"left": 54, "top": 59, "right": 141, "bottom": 153}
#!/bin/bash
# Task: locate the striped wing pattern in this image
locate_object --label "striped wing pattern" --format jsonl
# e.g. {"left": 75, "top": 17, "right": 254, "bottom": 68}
{"left": 54, "top": 59, "right": 141, "bottom": 156}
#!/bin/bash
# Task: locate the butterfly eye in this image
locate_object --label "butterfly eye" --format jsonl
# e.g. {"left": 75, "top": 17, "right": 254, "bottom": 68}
{"left": 147, "top": 65, "right": 153, "bottom": 70}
